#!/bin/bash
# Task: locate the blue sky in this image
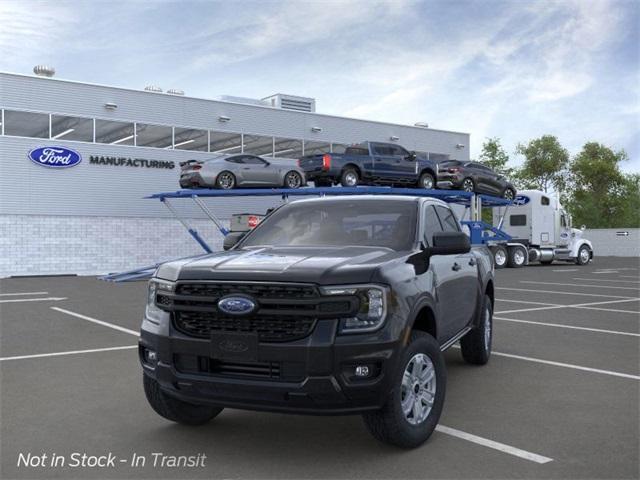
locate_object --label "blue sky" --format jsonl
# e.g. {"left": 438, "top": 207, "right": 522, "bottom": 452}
{"left": 1, "top": 0, "right": 638, "bottom": 171}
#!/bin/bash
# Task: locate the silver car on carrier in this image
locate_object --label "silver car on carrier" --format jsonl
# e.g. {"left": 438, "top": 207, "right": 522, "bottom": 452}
{"left": 180, "top": 154, "right": 306, "bottom": 189}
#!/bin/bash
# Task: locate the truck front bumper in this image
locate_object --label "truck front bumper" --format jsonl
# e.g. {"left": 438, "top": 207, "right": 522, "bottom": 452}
{"left": 139, "top": 317, "right": 403, "bottom": 415}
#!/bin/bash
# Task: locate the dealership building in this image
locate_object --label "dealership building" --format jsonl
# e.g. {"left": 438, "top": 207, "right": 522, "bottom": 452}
{"left": 0, "top": 69, "right": 470, "bottom": 277}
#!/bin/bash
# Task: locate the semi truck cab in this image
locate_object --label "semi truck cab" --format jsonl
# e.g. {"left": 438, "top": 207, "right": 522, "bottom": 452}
{"left": 492, "top": 190, "right": 593, "bottom": 266}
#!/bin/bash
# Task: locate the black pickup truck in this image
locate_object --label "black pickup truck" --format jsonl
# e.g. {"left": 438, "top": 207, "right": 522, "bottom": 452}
{"left": 298, "top": 141, "right": 439, "bottom": 189}
{"left": 140, "top": 195, "right": 494, "bottom": 448}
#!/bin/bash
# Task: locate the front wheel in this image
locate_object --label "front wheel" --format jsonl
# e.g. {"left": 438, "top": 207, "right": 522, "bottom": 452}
{"left": 362, "top": 331, "right": 446, "bottom": 448}
{"left": 503, "top": 188, "right": 516, "bottom": 201}
{"left": 418, "top": 172, "right": 435, "bottom": 190}
{"left": 460, "top": 294, "right": 493, "bottom": 365}
{"left": 143, "top": 375, "right": 223, "bottom": 425}
{"left": 576, "top": 245, "right": 591, "bottom": 265}
{"left": 283, "top": 170, "right": 303, "bottom": 189}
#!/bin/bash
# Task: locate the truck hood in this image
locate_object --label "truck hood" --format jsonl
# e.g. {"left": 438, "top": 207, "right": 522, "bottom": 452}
{"left": 155, "top": 246, "right": 408, "bottom": 284}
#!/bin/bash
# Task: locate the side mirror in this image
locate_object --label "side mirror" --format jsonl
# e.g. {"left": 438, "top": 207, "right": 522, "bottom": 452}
{"left": 581, "top": 225, "right": 586, "bottom": 231}
{"left": 407, "top": 151, "right": 417, "bottom": 161}
{"left": 223, "top": 231, "right": 246, "bottom": 250}
{"left": 430, "top": 231, "right": 470, "bottom": 255}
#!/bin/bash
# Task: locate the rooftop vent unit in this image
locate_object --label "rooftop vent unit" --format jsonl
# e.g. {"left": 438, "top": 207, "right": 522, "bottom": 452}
{"left": 167, "top": 89, "right": 185, "bottom": 96}
{"left": 217, "top": 95, "right": 270, "bottom": 107}
{"left": 33, "top": 65, "right": 55, "bottom": 77}
{"left": 414, "top": 122, "right": 429, "bottom": 128}
{"left": 144, "top": 85, "right": 163, "bottom": 93}
{"left": 262, "top": 94, "right": 316, "bottom": 113}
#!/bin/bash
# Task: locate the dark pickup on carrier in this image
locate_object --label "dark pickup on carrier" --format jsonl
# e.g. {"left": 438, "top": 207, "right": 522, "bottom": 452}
{"left": 298, "top": 141, "right": 439, "bottom": 190}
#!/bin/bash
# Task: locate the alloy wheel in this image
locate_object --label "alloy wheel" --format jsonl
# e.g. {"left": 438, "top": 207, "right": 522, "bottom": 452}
{"left": 401, "top": 353, "right": 437, "bottom": 425}
{"left": 462, "top": 179, "right": 474, "bottom": 192}
{"left": 344, "top": 172, "right": 358, "bottom": 186}
{"left": 504, "top": 189, "right": 515, "bottom": 200}
{"left": 218, "top": 172, "right": 235, "bottom": 189}
{"left": 286, "top": 172, "right": 302, "bottom": 189}
{"left": 483, "top": 304, "right": 492, "bottom": 351}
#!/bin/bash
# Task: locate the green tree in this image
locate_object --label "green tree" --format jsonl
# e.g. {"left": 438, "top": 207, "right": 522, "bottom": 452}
{"left": 516, "top": 135, "right": 569, "bottom": 193}
{"left": 565, "top": 142, "right": 638, "bottom": 228}
{"left": 479, "top": 137, "right": 512, "bottom": 176}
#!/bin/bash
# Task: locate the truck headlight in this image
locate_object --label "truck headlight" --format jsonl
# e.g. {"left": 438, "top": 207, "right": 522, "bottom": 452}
{"left": 146, "top": 279, "right": 175, "bottom": 322}
{"left": 321, "top": 285, "right": 388, "bottom": 334}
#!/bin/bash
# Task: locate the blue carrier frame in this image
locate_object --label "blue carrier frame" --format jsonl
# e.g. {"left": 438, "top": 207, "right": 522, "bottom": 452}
{"left": 101, "top": 186, "right": 512, "bottom": 282}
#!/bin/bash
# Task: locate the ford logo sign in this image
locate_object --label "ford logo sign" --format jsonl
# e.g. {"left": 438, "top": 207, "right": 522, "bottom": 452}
{"left": 28, "top": 146, "right": 82, "bottom": 169}
{"left": 513, "top": 195, "right": 530, "bottom": 206}
{"left": 217, "top": 295, "right": 256, "bottom": 316}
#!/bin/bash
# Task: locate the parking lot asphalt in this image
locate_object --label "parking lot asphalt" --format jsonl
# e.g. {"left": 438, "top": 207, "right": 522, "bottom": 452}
{"left": 1, "top": 256, "right": 638, "bottom": 479}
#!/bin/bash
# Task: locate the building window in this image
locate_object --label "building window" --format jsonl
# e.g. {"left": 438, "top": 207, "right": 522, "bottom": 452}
{"left": 303, "top": 140, "right": 331, "bottom": 155}
{"left": 273, "top": 137, "right": 303, "bottom": 159}
{"left": 3, "top": 110, "right": 49, "bottom": 138}
{"left": 243, "top": 134, "right": 274, "bottom": 156}
{"left": 135, "top": 123, "right": 173, "bottom": 148}
{"left": 51, "top": 114, "right": 93, "bottom": 142}
{"left": 95, "top": 119, "right": 135, "bottom": 145}
{"left": 173, "top": 127, "right": 208, "bottom": 151}
{"left": 210, "top": 131, "right": 243, "bottom": 154}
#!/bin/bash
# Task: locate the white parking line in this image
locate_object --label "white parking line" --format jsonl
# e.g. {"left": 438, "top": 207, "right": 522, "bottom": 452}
{"left": 552, "top": 269, "right": 579, "bottom": 272}
{"left": 621, "top": 275, "right": 640, "bottom": 279}
{"left": 494, "top": 316, "right": 640, "bottom": 337}
{"left": 0, "top": 291, "right": 49, "bottom": 296}
{"left": 0, "top": 345, "right": 137, "bottom": 362}
{"left": 496, "top": 298, "right": 640, "bottom": 315}
{"left": 573, "top": 277, "right": 640, "bottom": 284}
{"left": 520, "top": 281, "right": 640, "bottom": 291}
{"left": 436, "top": 425, "right": 553, "bottom": 464}
{"left": 0, "top": 297, "right": 67, "bottom": 304}
{"left": 576, "top": 306, "right": 640, "bottom": 315}
{"left": 498, "top": 287, "right": 637, "bottom": 299}
{"left": 497, "top": 299, "right": 563, "bottom": 307}
{"left": 51, "top": 307, "right": 139, "bottom": 336}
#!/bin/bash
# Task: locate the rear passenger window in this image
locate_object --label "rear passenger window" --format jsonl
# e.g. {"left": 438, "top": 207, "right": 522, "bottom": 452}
{"left": 423, "top": 205, "right": 443, "bottom": 246}
{"left": 510, "top": 214, "right": 527, "bottom": 226}
{"left": 541, "top": 196, "right": 550, "bottom": 205}
{"left": 434, "top": 206, "right": 460, "bottom": 232}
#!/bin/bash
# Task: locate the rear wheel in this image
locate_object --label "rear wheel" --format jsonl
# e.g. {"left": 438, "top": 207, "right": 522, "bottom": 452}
{"left": 503, "top": 188, "right": 516, "bottom": 201}
{"left": 284, "top": 171, "right": 303, "bottom": 189}
{"left": 216, "top": 171, "right": 236, "bottom": 189}
{"left": 462, "top": 178, "right": 475, "bottom": 192}
{"left": 576, "top": 245, "right": 591, "bottom": 265}
{"left": 362, "top": 331, "right": 445, "bottom": 448}
{"left": 418, "top": 172, "right": 435, "bottom": 190}
{"left": 507, "top": 245, "right": 527, "bottom": 268}
{"left": 143, "top": 375, "right": 223, "bottom": 425}
{"left": 340, "top": 168, "right": 359, "bottom": 187}
{"left": 460, "top": 294, "right": 492, "bottom": 365}
{"left": 490, "top": 245, "right": 508, "bottom": 269}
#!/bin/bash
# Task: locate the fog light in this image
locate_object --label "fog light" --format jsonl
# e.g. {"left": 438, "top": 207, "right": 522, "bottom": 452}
{"left": 355, "top": 365, "right": 370, "bottom": 377}
{"left": 143, "top": 348, "right": 157, "bottom": 366}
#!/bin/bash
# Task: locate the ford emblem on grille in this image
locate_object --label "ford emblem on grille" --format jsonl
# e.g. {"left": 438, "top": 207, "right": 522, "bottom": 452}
{"left": 217, "top": 295, "right": 256, "bottom": 315}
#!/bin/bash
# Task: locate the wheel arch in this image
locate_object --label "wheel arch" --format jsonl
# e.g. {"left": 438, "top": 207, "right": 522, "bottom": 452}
{"left": 409, "top": 301, "right": 438, "bottom": 344}
{"left": 342, "top": 163, "right": 362, "bottom": 177}
{"left": 419, "top": 167, "right": 436, "bottom": 179}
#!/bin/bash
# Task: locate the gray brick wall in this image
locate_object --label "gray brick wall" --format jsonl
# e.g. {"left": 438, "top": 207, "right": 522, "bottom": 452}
{"left": 0, "top": 215, "right": 226, "bottom": 277}
{"left": 584, "top": 228, "right": 640, "bottom": 257}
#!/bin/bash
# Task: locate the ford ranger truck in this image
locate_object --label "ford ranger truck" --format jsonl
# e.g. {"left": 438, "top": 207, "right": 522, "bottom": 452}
{"left": 298, "top": 142, "right": 439, "bottom": 189}
{"left": 140, "top": 195, "right": 494, "bottom": 448}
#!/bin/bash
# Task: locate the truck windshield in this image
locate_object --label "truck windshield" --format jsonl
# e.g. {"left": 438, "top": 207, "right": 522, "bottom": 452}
{"left": 240, "top": 200, "right": 417, "bottom": 251}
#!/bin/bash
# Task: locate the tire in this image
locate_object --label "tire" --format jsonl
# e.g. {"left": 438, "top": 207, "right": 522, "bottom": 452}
{"left": 491, "top": 245, "right": 508, "bottom": 269}
{"left": 418, "top": 172, "right": 435, "bottom": 190}
{"left": 503, "top": 188, "right": 516, "bottom": 201}
{"left": 576, "top": 245, "right": 591, "bottom": 265}
{"left": 507, "top": 245, "right": 526, "bottom": 268}
{"left": 461, "top": 178, "right": 475, "bottom": 192}
{"left": 216, "top": 171, "right": 236, "bottom": 189}
{"left": 283, "top": 170, "right": 303, "bottom": 189}
{"left": 362, "top": 331, "right": 446, "bottom": 449}
{"left": 340, "top": 168, "right": 359, "bottom": 187}
{"left": 143, "top": 375, "right": 223, "bottom": 426}
{"left": 460, "top": 294, "right": 493, "bottom": 365}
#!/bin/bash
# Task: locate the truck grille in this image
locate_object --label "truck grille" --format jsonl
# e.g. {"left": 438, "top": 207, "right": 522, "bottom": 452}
{"left": 174, "top": 311, "right": 316, "bottom": 342}
{"left": 157, "top": 282, "right": 354, "bottom": 342}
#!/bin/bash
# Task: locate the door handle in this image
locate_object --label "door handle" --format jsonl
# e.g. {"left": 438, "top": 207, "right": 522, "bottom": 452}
{"left": 452, "top": 262, "right": 462, "bottom": 271}
{"left": 242, "top": 167, "right": 251, "bottom": 170}
{"left": 469, "top": 258, "right": 477, "bottom": 266}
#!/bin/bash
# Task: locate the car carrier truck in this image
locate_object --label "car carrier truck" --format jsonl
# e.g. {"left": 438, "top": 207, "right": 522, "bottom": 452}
{"left": 488, "top": 189, "right": 593, "bottom": 268}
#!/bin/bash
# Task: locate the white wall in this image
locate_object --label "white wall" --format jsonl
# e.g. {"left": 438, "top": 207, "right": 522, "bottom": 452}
{"left": 584, "top": 228, "right": 640, "bottom": 257}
